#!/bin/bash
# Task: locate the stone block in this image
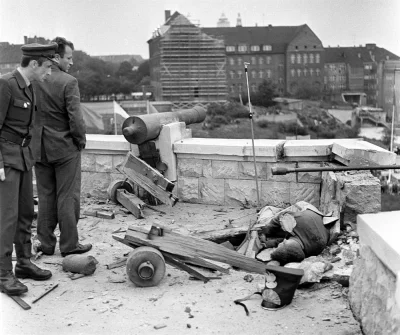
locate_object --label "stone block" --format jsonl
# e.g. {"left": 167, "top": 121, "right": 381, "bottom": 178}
{"left": 266, "top": 162, "right": 296, "bottom": 182}
{"left": 81, "top": 172, "right": 111, "bottom": 199}
{"left": 81, "top": 153, "right": 96, "bottom": 172}
{"left": 202, "top": 160, "right": 212, "bottom": 178}
{"left": 332, "top": 141, "right": 397, "bottom": 166}
{"left": 95, "top": 155, "right": 113, "bottom": 173}
{"left": 174, "top": 138, "right": 284, "bottom": 162}
{"left": 157, "top": 122, "right": 189, "bottom": 182}
{"left": 85, "top": 134, "right": 131, "bottom": 151}
{"left": 357, "top": 211, "right": 400, "bottom": 276}
{"left": 349, "top": 245, "right": 400, "bottom": 335}
{"left": 199, "top": 177, "right": 225, "bottom": 205}
{"left": 296, "top": 162, "right": 323, "bottom": 183}
{"left": 283, "top": 138, "right": 358, "bottom": 161}
{"left": 177, "top": 177, "right": 199, "bottom": 203}
{"left": 290, "top": 182, "right": 320, "bottom": 208}
{"left": 260, "top": 181, "right": 290, "bottom": 208}
{"left": 177, "top": 158, "right": 203, "bottom": 178}
{"left": 320, "top": 171, "right": 338, "bottom": 213}
{"left": 225, "top": 179, "right": 259, "bottom": 206}
{"left": 336, "top": 171, "right": 381, "bottom": 225}
{"left": 239, "top": 161, "right": 268, "bottom": 180}
{"left": 112, "top": 155, "right": 126, "bottom": 170}
{"left": 212, "top": 161, "right": 239, "bottom": 179}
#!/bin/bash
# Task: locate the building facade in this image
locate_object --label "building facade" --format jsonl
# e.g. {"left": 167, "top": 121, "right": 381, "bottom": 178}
{"left": 377, "top": 60, "right": 400, "bottom": 123}
{"left": 324, "top": 44, "right": 400, "bottom": 107}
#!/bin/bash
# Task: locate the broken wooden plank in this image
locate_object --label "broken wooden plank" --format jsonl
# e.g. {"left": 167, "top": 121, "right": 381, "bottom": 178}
{"left": 162, "top": 254, "right": 210, "bottom": 283}
{"left": 118, "top": 152, "right": 178, "bottom": 207}
{"left": 82, "top": 210, "right": 114, "bottom": 219}
{"left": 106, "top": 258, "right": 127, "bottom": 270}
{"left": 111, "top": 234, "right": 229, "bottom": 274}
{"left": 97, "top": 211, "right": 115, "bottom": 219}
{"left": 32, "top": 284, "right": 59, "bottom": 304}
{"left": 9, "top": 295, "right": 31, "bottom": 310}
{"left": 116, "top": 189, "right": 144, "bottom": 219}
{"left": 123, "top": 152, "right": 175, "bottom": 192}
{"left": 245, "top": 231, "right": 259, "bottom": 258}
{"left": 195, "top": 227, "right": 248, "bottom": 243}
{"left": 125, "top": 225, "right": 269, "bottom": 275}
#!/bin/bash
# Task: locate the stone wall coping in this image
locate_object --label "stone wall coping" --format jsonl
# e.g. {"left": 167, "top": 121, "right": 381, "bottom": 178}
{"left": 357, "top": 211, "right": 400, "bottom": 277}
{"left": 173, "top": 138, "right": 374, "bottom": 159}
{"left": 173, "top": 138, "right": 285, "bottom": 158}
{"left": 284, "top": 138, "right": 361, "bottom": 157}
{"left": 86, "top": 134, "right": 132, "bottom": 151}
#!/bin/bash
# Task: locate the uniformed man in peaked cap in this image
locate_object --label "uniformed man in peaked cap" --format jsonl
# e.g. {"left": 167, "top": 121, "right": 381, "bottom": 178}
{"left": 0, "top": 43, "right": 57, "bottom": 296}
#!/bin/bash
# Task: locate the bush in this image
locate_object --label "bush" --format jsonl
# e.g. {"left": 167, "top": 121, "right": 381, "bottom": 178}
{"left": 256, "top": 119, "right": 269, "bottom": 128}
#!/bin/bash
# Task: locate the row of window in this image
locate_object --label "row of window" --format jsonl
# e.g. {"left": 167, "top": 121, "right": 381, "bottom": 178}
{"left": 226, "top": 44, "right": 272, "bottom": 52}
{"left": 228, "top": 56, "right": 281, "bottom": 66}
{"left": 230, "top": 82, "right": 283, "bottom": 93}
{"left": 364, "top": 75, "right": 376, "bottom": 80}
{"left": 290, "top": 68, "right": 321, "bottom": 77}
{"left": 325, "top": 75, "right": 346, "bottom": 82}
{"left": 229, "top": 69, "right": 285, "bottom": 80}
{"left": 290, "top": 53, "right": 320, "bottom": 64}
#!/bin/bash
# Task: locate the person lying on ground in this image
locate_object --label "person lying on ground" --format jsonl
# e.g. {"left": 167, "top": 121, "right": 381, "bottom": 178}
{"left": 259, "top": 207, "right": 338, "bottom": 265}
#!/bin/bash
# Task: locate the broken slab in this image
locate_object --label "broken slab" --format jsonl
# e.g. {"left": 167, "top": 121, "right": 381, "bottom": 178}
{"left": 283, "top": 139, "right": 358, "bottom": 161}
{"left": 332, "top": 141, "right": 397, "bottom": 166}
{"left": 174, "top": 138, "right": 285, "bottom": 162}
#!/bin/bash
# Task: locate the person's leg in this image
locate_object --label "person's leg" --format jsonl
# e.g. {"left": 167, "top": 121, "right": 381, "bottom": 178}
{"left": 35, "top": 162, "right": 58, "bottom": 254}
{"left": 14, "top": 169, "right": 52, "bottom": 281}
{"left": 0, "top": 167, "right": 28, "bottom": 295}
{"left": 55, "top": 152, "right": 81, "bottom": 253}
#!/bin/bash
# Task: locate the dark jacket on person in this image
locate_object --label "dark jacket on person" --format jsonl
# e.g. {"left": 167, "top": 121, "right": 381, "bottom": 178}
{"left": 0, "top": 70, "right": 36, "bottom": 171}
{"left": 33, "top": 65, "right": 86, "bottom": 162}
{"left": 292, "top": 209, "right": 330, "bottom": 256}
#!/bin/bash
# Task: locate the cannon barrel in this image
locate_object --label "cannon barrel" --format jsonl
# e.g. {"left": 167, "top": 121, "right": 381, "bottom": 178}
{"left": 122, "top": 106, "right": 206, "bottom": 145}
{"left": 272, "top": 165, "right": 400, "bottom": 175}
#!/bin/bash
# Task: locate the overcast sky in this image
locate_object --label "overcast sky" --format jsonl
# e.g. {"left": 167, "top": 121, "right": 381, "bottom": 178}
{"left": 1, "top": 0, "right": 399, "bottom": 59}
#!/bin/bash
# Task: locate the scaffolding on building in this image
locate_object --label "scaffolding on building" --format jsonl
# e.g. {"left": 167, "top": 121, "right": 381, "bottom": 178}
{"left": 156, "top": 16, "right": 228, "bottom": 108}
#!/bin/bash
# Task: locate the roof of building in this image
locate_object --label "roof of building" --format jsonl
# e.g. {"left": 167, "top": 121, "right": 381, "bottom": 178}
{"left": 202, "top": 25, "right": 304, "bottom": 53}
{"left": 324, "top": 45, "right": 400, "bottom": 65}
{"left": 0, "top": 42, "right": 22, "bottom": 64}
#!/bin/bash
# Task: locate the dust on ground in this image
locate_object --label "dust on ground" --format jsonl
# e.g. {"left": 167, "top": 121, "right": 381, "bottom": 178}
{"left": 0, "top": 200, "right": 362, "bottom": 335}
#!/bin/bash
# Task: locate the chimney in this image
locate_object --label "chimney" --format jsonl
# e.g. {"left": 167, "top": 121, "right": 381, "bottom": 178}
{"left": 366, "top": 43, "right": 376, "bottom": 50}
{"left": 236, "top": 13, "right": 242, "bottom": 27}
{"left": 165, "top": 10, "right": 171, "bottom": 22}
{"left": 24, "top": 36, "right": 28, "bottom": 44}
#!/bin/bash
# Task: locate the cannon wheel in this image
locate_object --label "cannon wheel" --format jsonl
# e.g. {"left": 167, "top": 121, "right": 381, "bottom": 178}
{"left": 126, "top": 247, "right": 166, "bottom": 287}
{"left": 107, "top": 179, "right": 134, "bottom": 203}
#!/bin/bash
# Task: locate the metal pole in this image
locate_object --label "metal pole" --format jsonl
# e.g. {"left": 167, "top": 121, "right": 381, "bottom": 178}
{"left": 389, "top": 70, "right": 397, "bottom": 182}
{"left": 244, "top": 62, "right": 261, "bottom": 208}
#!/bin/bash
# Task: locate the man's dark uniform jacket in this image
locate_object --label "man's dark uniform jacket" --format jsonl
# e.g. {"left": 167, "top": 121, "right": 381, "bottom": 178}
{"left": 0, "top": 70, "right": 36, "bottom": 171}
{"left": 0, "top": 70, "right": 36, "bottom": 270}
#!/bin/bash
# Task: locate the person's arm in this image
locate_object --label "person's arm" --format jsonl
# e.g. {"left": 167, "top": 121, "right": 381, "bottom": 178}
{"left": 65, "top": 77, "right": 86, "bottom": 150}
{"left": 0, "top": 78, "right": 12, "bottom": 180}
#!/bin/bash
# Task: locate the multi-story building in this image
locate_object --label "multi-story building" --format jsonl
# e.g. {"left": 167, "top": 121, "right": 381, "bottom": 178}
{"left": 324, "top": 44, "right": 399, "bottom": 106}
{"left": 377, "top": 60, "right": 400, "bottom": 123}
{"left": 148, "top": 11, "right": 324, "bottom": 104}
{"left": 148, "top": 11, "right": 228, "bottom": 105}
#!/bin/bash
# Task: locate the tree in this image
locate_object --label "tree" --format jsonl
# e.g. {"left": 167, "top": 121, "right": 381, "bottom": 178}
{"left": 250, "top": 80, "right": 277, "bottom": 107}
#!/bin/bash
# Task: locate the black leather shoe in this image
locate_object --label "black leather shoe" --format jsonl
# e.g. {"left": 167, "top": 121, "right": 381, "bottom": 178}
{"left": 36, "top": 245, "right": 55, "bottom": 256}
{"left": 15, "top": 259, "right": 52, "bottom": 281}
{"left": 0, "top": 270, "right": 28, "bottom": 295}
{"left": 61, "top": 243, "right": 92, "bottom": 257}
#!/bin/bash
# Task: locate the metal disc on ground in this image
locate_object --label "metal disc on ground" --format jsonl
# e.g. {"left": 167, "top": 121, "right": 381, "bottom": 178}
{"left": 126, "top": 247, "right": 166, "bottom": 287}
{"left": 107, "top": 180, "right": 134, "bottom": 203}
